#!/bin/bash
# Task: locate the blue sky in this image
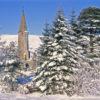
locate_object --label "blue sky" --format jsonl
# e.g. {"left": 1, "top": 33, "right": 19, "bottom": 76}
{"left": 0, "top": 0, "right": 100, "bottom": 35}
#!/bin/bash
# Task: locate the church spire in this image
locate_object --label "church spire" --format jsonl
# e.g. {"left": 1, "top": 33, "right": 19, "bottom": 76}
{"left": 18, "top": 10, "right": 30, "bottom": 60}
{"left": 19, "top": 10, "right": 27, "bottom": 33}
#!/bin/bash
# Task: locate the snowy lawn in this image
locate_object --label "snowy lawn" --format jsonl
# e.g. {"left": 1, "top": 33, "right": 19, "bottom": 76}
{"left": 0, "top": 93, "right": 100, "bottom": 100}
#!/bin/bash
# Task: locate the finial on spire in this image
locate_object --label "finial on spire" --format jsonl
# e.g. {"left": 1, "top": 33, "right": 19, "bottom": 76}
{"left": 19, "top": 9, "right": 27, "bottom": 32}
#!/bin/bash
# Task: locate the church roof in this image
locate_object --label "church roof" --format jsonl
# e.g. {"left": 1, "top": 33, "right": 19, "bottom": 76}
{"left": 19, "top": 10, "right": 27, "bottom": 33}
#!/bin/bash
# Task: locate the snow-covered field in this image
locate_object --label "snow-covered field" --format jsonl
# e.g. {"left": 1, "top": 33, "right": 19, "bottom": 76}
{"left": 0, "top": 35, "right": 41, "bottom": 51}
{"left": 0, "top": 93, "right": 100, "bottom": 100}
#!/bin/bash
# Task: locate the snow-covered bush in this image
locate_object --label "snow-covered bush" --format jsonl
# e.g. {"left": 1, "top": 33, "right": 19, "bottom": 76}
{"left": 0, "top": 71, "right": 18, "bottom": 93}
{"left": 75, "top": 57, "right": 100, "bottom": 96}
{"left": 16, "top": 73, "right": 36, "bottom": 94}
{"left": 17, "top": 84, "right": 30, "bottom": 94}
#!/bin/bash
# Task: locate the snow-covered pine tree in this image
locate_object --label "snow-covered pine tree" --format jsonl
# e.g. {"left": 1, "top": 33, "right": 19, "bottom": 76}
{"left": 70, "top": 10, "right": 85, "bottom": 55}
{"left": 0, "top": 41, "right": 22, "bottom": 93}
{"left": 70, "top": 10, "right": 81, "bottom": 39}
{"left": 34, "top": 9, "right": 80, "bottom": 95}
{"left": 78, "top": 7, "right": 100, "bottom": 56}
{"left": 37, "top": 22, "right": 52, "bottom": 67}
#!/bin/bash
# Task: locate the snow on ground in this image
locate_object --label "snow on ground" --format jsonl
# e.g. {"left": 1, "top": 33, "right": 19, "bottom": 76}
{"left": 0, "top": 93, "right": 100, "bottom": 100}
{"left": 0, "top": 35, "right": 41, "bottom": 51}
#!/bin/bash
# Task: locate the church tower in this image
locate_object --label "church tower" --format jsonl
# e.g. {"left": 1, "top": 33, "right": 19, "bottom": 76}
{"left": 18, "top": 11, "right": 30, "bottom": 60}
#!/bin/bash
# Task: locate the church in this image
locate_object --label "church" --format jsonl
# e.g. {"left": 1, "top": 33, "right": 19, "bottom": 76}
{"left": 0, "top": 11, "right": 41, "bottom": 68}
{"left": 18, "top": 11, "right": 39, "bottom": 69}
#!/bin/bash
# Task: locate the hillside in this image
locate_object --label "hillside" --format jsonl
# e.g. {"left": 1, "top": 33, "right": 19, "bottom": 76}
{"left": 0, "top": 35, "right": 41, "bottom": 51}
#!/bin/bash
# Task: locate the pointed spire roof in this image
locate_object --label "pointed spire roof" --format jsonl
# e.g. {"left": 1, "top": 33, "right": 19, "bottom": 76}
{"left": 19, "top": 10, "right": 27, "bottom": 32}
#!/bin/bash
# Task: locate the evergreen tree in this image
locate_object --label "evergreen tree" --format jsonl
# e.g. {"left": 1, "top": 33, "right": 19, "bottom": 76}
{"left": 70, "top": 10, "right": 86, "bottom": 55}
{"left": 70, "top": 10, "right": 81, "bottom": 39}
{"left": 78, "top": 7, "right": 100, "bottom": 54}
{"left": 37, "top": 22, "right": 52, "bottom": 67}
{"left": 0, "top": 41, "right": 22, "bottom": 92}
{"left": 0, "top": 38, "right": 35, "bottom": 93}
{"left": 34, "top": 9, "right": 80, "bottom": 95}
